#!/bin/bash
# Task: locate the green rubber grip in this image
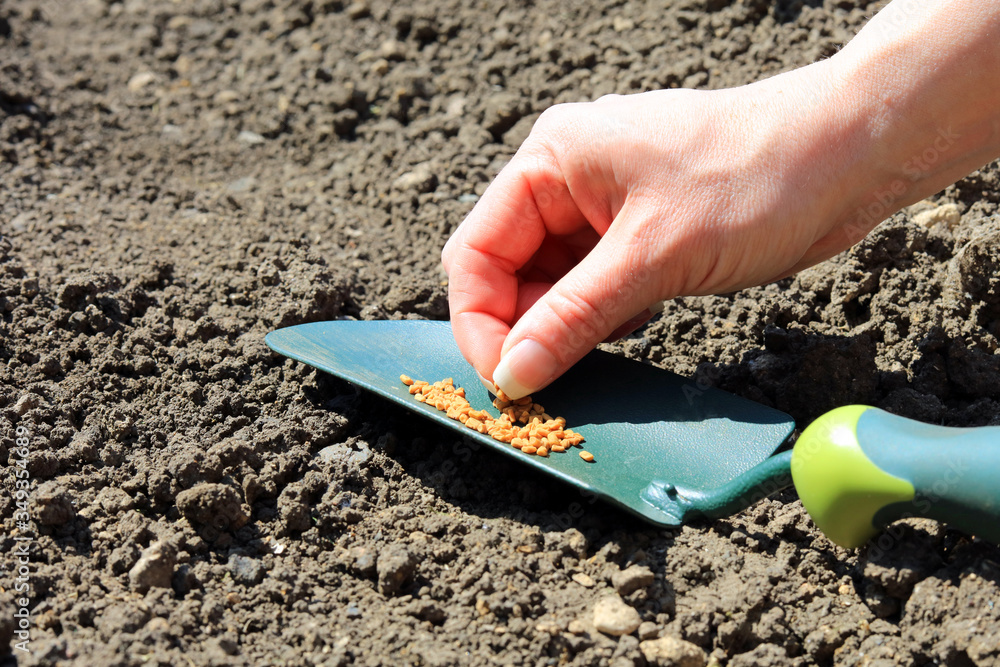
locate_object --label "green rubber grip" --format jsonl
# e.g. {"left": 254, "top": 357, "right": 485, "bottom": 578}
{"left": 792, "top": 406, "right": 1000, "bottom": 548}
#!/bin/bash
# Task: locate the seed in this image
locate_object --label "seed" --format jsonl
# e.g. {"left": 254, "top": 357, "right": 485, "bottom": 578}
{"left": 579, "top": 451, "right": 594, "bottom": 462}
{"left": 403, "top": 376, "right": 589, "bottom": 462}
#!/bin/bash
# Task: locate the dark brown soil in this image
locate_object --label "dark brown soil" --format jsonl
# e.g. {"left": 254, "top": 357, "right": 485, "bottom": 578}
{"left": 3, "top": 1, "right": 1000, "bottom": 665}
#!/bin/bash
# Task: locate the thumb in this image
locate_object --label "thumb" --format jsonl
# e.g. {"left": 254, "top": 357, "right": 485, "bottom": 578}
{"left": 492, "top": 230, "right": 662, "bottom": 399}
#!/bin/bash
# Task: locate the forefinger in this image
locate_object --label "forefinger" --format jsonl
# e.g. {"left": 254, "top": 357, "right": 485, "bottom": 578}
{"left": 442, "top": 148, "right": 589, "bottom": 379}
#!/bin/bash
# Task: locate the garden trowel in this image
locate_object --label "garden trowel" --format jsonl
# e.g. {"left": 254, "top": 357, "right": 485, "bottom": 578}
{"left": 266, "top": 320, "right": 1000, "bottom": 548}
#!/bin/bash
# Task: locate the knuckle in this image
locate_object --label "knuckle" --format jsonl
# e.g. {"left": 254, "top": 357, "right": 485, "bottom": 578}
{"left": 531, "top": 102, "right": 584, "bottom": 145}
{"left": 541, "top": 291, "right": 609, "bottom": 359}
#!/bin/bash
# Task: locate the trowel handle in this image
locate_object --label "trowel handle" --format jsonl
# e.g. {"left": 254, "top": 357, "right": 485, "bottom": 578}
{"left": 791, "top": 406, "right": 1000, "bottom": 549}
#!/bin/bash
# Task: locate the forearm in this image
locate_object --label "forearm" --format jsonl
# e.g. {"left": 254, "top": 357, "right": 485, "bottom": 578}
{"left": 831, "top": 1, "right": 1000, "bottom": 234}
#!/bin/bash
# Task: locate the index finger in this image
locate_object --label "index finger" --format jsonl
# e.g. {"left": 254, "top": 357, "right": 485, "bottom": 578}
{"left": 442, "top": 147, "right": 589, "bottom": 380}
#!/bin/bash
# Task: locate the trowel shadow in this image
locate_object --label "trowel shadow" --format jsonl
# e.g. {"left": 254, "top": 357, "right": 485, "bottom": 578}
{"left": 541, "top": 346, "right": 794, "bottom": 431}
{"left": 352, "top": 386, "right": 658, "bottom": 534}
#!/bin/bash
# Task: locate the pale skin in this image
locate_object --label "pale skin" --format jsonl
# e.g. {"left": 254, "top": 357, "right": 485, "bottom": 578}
{"left": 442, "top": 1, "right": 1000, "bottom": 400}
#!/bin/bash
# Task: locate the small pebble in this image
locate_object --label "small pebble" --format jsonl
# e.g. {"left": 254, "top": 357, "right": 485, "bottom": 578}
{"left": 638, "top": 621, "right": 660, "bottom": 640}
{"left": 127, "top": 71, "right": 157, "bottom": 92}
{"left": 161, "top": 124, "right": 184, "bottom": 142}
{"left": 535, "top": 622, "right": 559, "bottom": 636}
{"left": 639, "top": 635, "right": 707, "bottom": 667}
{"left": 613, "top": 565, "right": 655, "bottom": 596}
{"left": 613, "top": 17, "right": 635, "bottom": 31}
{"left": 237, "top": 130, "right": 266, "bottom": 145}
{"left": 392, "top": 165, "right": 436, "bottom": 193}
{"left": 128, "top": 541, "right": 177, "bottom": 593}
{"left": 592, "top": 595, "right": 641, "bottom": 636}
{"left": 214, "top": 89, "right": 240, "bottom": 104}
{"left": 914, "top": 202, "right": 961, "bottom": 229}
{"left": 572, "top": 572, "right": 595, "bottom": 588}
{"left": 14, "top": 394, "right": 39, "bottom": 415}
{"left": 379, "top": 38, "right": 406, "bottom": 60}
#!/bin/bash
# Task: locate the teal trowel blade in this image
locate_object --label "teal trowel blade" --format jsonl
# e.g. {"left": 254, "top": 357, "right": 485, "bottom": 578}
{"left": 265, "top": 320, "right": 795, "bottom": 526}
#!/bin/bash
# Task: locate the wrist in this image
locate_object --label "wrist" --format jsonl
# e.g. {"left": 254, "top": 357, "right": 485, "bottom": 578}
{"left": 821, "top": 2, "right": 1000, "bottom": 236}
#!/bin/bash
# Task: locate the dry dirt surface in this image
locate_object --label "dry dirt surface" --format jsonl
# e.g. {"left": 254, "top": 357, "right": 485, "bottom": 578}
{"left": 3, "top": 0, "right": 1000, "bottom": 665}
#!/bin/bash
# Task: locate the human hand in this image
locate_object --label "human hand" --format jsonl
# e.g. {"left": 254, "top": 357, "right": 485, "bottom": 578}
{"left": 443, "top": 1, "right": 1000, "bottom": 400}
{"left": 443, "top": 63, "right": 859, "bottom": 398}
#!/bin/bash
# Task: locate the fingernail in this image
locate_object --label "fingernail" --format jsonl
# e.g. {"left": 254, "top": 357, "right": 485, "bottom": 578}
{"left": 475, "top": 370, "right": 495, "bottom": 394}
{"left": 493, "top": 339, "right": 559, "bottom": 400}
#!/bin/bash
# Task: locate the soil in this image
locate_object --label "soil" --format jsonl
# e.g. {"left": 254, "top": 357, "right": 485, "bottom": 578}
{"left": 2, "top": 0, "right": 1000, "bottom": 666}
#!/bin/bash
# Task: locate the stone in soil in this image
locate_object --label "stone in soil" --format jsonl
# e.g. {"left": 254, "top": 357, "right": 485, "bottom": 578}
{"left": 613, "top": 564, "right": 655, "bottom": 596}
{"left": 639, "top": 635, "right": 708, "bottom": 667}
{"left": 128, "top": 541, "right": 177, "bottom": 593}
{"left": 593, "top": 595, "right": 641, "bottom": 637}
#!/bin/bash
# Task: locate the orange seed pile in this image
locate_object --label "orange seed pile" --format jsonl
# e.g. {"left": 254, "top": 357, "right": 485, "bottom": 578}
{"left": 400, "top": 374, "right": 592, "bottom": 461}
